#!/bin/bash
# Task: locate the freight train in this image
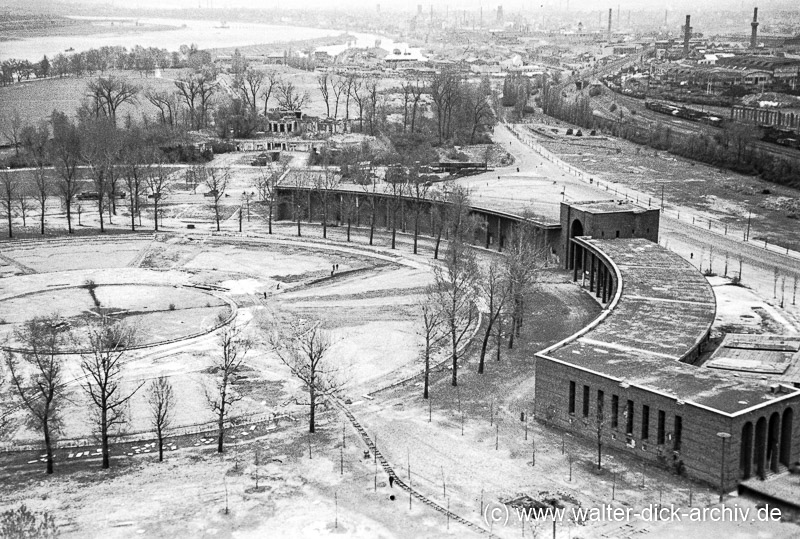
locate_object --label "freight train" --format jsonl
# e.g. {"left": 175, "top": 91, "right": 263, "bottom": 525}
{"left": 644, "top": 100, "right": 724, "bottom": 127}
{"left": 644, "top": 100, "right": 800, "bottom": 150}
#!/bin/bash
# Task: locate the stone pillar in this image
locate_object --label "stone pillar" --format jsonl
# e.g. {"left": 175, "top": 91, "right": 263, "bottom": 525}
{"left": 581, "top": 249, "right": 587, "bottom": 287}
{"left": 596, "top": 264, "right": 603, "bottom": 298}
{"left": 589, "top": 254, "right": 595, "bottom": 292}
{"left": 573, "top": 243, "right": 579, "bottom": 282}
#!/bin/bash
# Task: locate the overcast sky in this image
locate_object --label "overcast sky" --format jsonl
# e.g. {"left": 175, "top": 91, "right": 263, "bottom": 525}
{"left": 59, "top": 0, "right": 798, "bottom": 12}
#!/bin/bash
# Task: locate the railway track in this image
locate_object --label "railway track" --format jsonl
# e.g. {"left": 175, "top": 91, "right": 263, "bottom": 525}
{"left": 333, "top": 399, "right": 491, "bottom": 536}
{"left": 603, "top": 91, "right": 800, "bottom": 162}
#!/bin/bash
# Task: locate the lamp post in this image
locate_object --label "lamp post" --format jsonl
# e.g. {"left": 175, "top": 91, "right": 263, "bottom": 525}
{"left": 717, "top": 431, "right": 731, "bottom": 503}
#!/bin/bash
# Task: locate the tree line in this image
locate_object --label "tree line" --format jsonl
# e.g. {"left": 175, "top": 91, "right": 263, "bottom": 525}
{"left": 0, "top": 43, "right": 212, "bottom": 86}
{"left": 538, "top": 82, "right": 800, "bottom": 189}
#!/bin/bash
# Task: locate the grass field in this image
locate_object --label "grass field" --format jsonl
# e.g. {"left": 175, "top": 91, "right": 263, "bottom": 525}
{"left": 0, "top": 69, "right": 184, "bottom": 126}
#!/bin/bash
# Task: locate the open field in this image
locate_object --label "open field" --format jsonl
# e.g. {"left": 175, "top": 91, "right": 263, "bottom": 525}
{"left": 524, "top": 119, "right": 800, "bottom": 251}
{"left": 0, "top": 69, "right": 184, "bottom": 125}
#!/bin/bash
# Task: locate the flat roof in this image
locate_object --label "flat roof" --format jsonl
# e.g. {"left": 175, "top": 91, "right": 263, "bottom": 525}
{"left": 567, "top": 200, "right": 654, "bottom": 215}
{"left": 541, "top": 238, "right": 799, "bottom": 415}
{"left": 706, "top": 334, "right": 800, "bottom": 380}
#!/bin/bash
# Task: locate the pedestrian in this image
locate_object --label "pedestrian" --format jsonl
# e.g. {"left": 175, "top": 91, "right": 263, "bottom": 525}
{"left": 264, "top": 292, "right": 267, "bottom": 299}
{"left": 690, "top": 253, "right": 694, "bottom": 259}
{"left": 389, "top": 475, "right": 394, "bottom": 488}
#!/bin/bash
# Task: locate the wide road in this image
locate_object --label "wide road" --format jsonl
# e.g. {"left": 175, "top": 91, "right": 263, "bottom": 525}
{"left": 458, "top": 123, "right": 800, "bottom": 328}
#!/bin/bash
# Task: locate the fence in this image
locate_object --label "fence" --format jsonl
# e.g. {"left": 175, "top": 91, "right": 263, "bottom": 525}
{"left": 504, "top": 122, "right": 800, "bottom": 264}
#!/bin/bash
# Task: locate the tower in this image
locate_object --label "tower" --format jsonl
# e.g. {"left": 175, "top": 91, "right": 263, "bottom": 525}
{"left": 608, "top": 8, "right": 613, "bottom": 41}
{"left": 751, "top": 7, "right": 759, "bottom": 49}
{"left": 683, "top": 15, "right": 692, "bottom": 55}
{"left": 497, "top": 5, "right": 504, "bottom": 23}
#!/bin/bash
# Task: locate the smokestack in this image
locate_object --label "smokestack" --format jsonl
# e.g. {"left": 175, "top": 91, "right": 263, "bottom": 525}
{"left": 683, "top": 15, "right": 691, "bottom": 55}
{"left": 608, "top": 8, "right": 613, "bottom": 42}
{"left": 751, "top": 7, "right": 759, "bottom": 48}
{"left": 664, "top": 10, "right": 668, "bottom": 27}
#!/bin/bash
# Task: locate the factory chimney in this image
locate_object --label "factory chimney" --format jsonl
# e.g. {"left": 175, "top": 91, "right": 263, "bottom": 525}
{"left": 683, "top": 15, "right": 691, "bottom": 55}
{"left": 750, "top": 7, "right": 759, "bottom": 48}
{"left": 608, "top": 8, "right": 613, "bottom": 42}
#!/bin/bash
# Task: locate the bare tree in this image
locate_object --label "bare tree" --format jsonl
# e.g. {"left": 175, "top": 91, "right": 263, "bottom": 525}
{"left": 418, "top": 289, "right": 444, "bottom": 399}
{"left": 358, "top": 170, "right": 379, "bottom": 245}
{"left": 0, "top": 109, "right": 23, "bottom": 157}
{"left": 431, "top": 70, "right": 462, "bottom": 144}
{"left": 340, "top": 193, "right": 358, "bottom": 242}
{"left": 4, "top": 316, "right": 67, "bottom": 474}
{"left": 431, "top": 239, "right": 478, "bottom": 387}
{"left": 386, "top": 172, "right": 406, "bottom": 250}
{"left": 174, "top": 72, "right": 217, "bottom": 130}
{"left": 146, "top": 376, "right": 175, "bottom": 462}
{"left": 286, "top": 170, "right": 309, "bottom": 237}
{"left": 81, "top": 118, "right": 120, "bottom": 233}
{"left": 30, "top": 167, "right": 49, "bottom": 236}
{"left": 330, "top": 75, "right": 346, "bottom": 120}
{"left": 268, "top": 319, "right": 346, "bottom": 433}
{"left": 477, "top": 259, "right": 509, "bottom": 374}
{"left": 80, "top": 317, "right": 141, "bottom": 469}
{"left": 464, "top": 79, "right": 495, "bottom": 144}
{"left": 86, "top": 76, "right": 139, "bottom": 126}
{"left": 120, "top": 132, "right": 151, "bottom": 231}
{"left": 261, "top": 70, "right": 280, "bottom": 116}
{"left": 0, "top": 170, "right": 15, "bottom": 238}
{"left": 504, "top": 220, "right": 543, "bottom": 349}
{"left": 312, "top": 167, "right": 340, "bottom": 239}
{"left": 21, "top": 121, "right": 49, "bottom": 235}
{"left": 253, "top": 164, "right": 284, "bottom": 235}
{"left": 317, "top": 72, "right": 331, "bottom": 117}
{"left": 408, "top": 170, "right": 431, "bottom": 254}
{"left": 365, "top": 79, "right": 380, "bottom": 135}
{"left": 409, "top": 79, "right": 425, "bottom": 133}
{"left": 276, "top": 80, "right": 309, "bottom": 111}
{"left": 16, "top": 185, "right": 34, "bottom": 229}
{"left": 206, "top": 316, "right": 250, "bottom": 453}
{"left": 430, "top": 186, "right": 479, "bottom": 386}
{"left": 50, "top": 112, "right": 81, "bottom": 233}
{"left": 350, "top": 77, "right": 369, "bottom": 132}
{"left": 146, "top": 162, "right": 171, "bottom": 232}
{"left": 343, "top": 74, "right": 357, "bottom": 121}
{"left": 144, "top": 88, "right": 179, "bottom": 126}
{"left": 237, "top": 68, "right": 264, "bottom": 116}
{"left": 204, "top": 167, "right": 230, "bottom": 231}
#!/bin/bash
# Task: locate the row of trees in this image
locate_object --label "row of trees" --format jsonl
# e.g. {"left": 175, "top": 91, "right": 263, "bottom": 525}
{"left": 2, "top": 314, "right": 169, "bottom": 472}
{"left": 539, "top": 85, "right": 800, "bottom": 188}
{"left": 416, "top": 187, "right": 544, "bottom": 391}
{"left": 0, "top": 111, "right": 176, "bottom": 238}
{"left": 0, "top": 43, "right": 212, "bottom": 86}
{"left": 1, "top": 306, "right": 348, "bottom": 474}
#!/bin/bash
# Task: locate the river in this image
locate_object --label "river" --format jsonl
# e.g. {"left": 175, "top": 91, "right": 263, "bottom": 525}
{"left": 0, "top": 16, "right": 423, "bottom": 62}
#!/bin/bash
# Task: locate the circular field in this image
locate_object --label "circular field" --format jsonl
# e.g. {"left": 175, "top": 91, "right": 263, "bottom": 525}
{"left": 0, "top": 283, "right": 234, "bottom": 352}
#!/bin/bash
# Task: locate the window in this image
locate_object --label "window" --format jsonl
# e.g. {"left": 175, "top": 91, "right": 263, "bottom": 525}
{"left": 626, "top": 399, "right": 634, "bottom": 435}
{"left": 642, "top": 405, "right": 650, "bottom": 440}
{"left": 657, "top": 410, "right": 666, "bottom": 445}
{"left": 569, "top": 382, "right": 576, "bottom": 415}
{"left": 582, "top": 385, "right": 590, "bottom": 417}
{"left": 611, "top": 395, "right": 619, "bottom": 428}
{"left": 674, "top": 415, "right": 683, "bottom": 451}
{"left": 597, "top": 390, "right": 605, "bottom": 423}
